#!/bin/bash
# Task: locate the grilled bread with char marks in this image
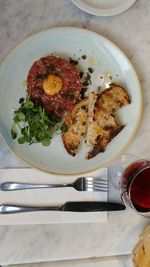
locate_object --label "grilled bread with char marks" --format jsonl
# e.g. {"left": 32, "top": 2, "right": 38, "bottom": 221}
{"left": 62, "top": 84, "right": 130, "bottom": 158}
{"left": 87, "top": 108, "right": 124, "bottom": 159}
{"left": 132, "top": 225, "right": 150, "bottom": 267}
{"left": 62, "top": 98, "right": 88, "bottom": 156}
{"left": 86, "top": 84, "right": 130, "bottom": 159}
{"left": 95, "top": 84, "right": 130, "bottom": 113}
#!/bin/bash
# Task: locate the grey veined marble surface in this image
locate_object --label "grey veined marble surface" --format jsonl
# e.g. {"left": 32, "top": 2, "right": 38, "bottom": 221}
{"left": 0, "top": 0, "right": 150, "bottom": 266}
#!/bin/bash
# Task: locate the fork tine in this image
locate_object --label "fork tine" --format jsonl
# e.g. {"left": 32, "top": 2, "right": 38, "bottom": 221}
{"left": 85, "top": 177, "right": 108, "bottom": 184}
{"left": 93, "top": 183, "right": 107, "bottom": 188}
{"left": 92, "top": 183, "right": 107, "bottom": 188}
{"left": 86, "top": 180, "right": 107, "bottom": 185}
{"left": 86, "top": 180, "right": 107, "bottom": 184}
{"left": 86, "top": 178, "right": 107, "bottom": 182}
{"left": 86, "top": 177, "right": 107, "bottom": 182}
{"left": 82, "top": 176, "right": 108, "bottom": 192}
{"left": 87, "top": 186, "right": 107, "bottom": 192}
{"left": 92, "top": 187, "right": 107, "bottom": 192}
{"left": 86, "top": 177, "right": 107, "bottom": 181}
{"left": 87, "top": 187, "right": 107, "bottom": 192}
{"left": 87, "top": 184, "right": 107, "bottom": 190}
{"left": 92, "top": 188, "right": 107, "bottom": 192}
{"left": 85, "top": 181, "right": 108, "bottom": 185}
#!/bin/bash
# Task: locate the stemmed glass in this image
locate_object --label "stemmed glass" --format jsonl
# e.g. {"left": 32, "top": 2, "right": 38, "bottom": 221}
{"left": 108, "top": 154, "right": 150, "bottom": 217}
{"left": 108, "top": 153, "right": 138, "bottom": 189}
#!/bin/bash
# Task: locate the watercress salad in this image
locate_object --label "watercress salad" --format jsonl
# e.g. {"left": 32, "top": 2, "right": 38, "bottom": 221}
{"left": 11, "top": 98, "right": 68, "bottom": 146}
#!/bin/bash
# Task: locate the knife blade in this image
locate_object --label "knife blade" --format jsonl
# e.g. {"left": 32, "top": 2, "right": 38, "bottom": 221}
{"left": 63, "top": 202, "right": 126, "bottom": 212}
{"left": 0, "top": 202, "right": 126, "bottom": 214}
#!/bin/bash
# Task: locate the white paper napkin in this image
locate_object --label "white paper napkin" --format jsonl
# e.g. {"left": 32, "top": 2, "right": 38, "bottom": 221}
{"left": 0, "top": 167, "right": 108, "bottom": 225}
{"left": 6, "top": 255, "right": 132, "bottom": 267}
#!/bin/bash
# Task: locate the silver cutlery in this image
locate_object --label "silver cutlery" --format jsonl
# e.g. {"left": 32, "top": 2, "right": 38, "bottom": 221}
{"left": 0, "top": 202, "right": 126, "bottom": 214}
{"left": 0, "top": 177, "right": 107, "bottom": 192}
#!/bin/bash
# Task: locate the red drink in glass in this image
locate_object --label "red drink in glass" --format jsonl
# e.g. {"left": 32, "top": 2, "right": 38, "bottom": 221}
{"left": 120, "top": 160, "right": 150, "bottom": 215}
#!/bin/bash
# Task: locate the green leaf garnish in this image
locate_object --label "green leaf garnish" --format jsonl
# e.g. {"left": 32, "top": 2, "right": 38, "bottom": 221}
{"left": 14, "top": 112, "right": 25, "bottom": 122}
{"left": 18, "top": 136, "right": 26, "bottom": 144}
{"left": 42, "top": 139, "right": 51, "bottom": 146}
{"left": 11, "top": 97, "right": 64, "bottom": 146}
{"left": 11, "top": 129, "right": 17, "bottom": 139}
{"left": 24, "top": 100, "right": 34, "bottom": 109}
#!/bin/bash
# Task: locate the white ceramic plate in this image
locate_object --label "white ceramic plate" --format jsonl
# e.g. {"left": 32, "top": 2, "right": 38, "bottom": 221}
{"left": 0, "top": 27, "right": 141, "bottom": 174}
{"left": 72, "top": 0, "right": 136, "bottom": 16}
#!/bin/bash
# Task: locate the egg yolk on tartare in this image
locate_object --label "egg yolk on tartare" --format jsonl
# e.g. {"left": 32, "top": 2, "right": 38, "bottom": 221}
{"left": 43, "top": 74, "right": 62, "bottom": 96}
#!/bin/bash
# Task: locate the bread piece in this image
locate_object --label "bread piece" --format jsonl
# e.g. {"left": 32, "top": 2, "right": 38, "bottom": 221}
{"left": 62, "top": 98, "right": 88, "bottom": 156}
{"left": 86, "top": 92, "right": 98, "bottom": 145}
{"left": 140, "top": 225, "right": 150, "bottom": 240}
{"left": 132, "top": 225, "right": 150, "bottom": 267}
{"left": 87, "top": 108, "right": 123, "bottom": 159}
{"left": 95, "top": 84, "right": 130, "bottom": 113}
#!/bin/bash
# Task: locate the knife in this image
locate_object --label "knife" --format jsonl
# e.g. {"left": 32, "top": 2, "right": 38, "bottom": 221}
{"left": 0, "top": 202, "right": 126, "bottom": 214}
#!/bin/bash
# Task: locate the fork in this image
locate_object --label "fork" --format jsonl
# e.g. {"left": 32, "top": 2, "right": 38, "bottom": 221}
{"left": 0, "top": 177, "right": 107, "bottom": 192}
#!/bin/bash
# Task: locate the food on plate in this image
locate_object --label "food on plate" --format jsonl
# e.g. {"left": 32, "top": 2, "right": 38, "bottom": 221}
{"left": 11, "top": 98, "right": 67, "bottom": 146}
{"left": 11, "top": 51, "right": 130, "bottom": 159}
{"left": 140, "top": 225, "right": 150, "bottom": 240}
{"left": 62, "top": 98, "right": 88, "bottom": 156}
{"left": 62, "top": 83, "right": 130, "bottom": 159}
{"left": 132, "top": 225, "right": 150, "bottom": 267}
{"left": 27, "top": 55, "right": 81, "bottom": 117}
{"left": 86, "top": 91, "right": 98, "bottom": 145}
{"left": 85, "top": 84, "right": 130, "bottom": 159}
{"left": 86, "top": 107, "right": 124, "bottom": 159}
{"left": 95, "top": 84, "right": 130, "bottom": 113}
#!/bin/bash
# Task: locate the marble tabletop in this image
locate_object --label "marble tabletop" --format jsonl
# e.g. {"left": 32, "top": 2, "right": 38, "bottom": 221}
{"left": 0, "top": 0, "right": 150, "bottom": 266}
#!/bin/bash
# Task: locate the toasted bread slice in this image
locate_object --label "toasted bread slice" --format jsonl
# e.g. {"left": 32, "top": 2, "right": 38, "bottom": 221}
{"left": 132, "top": 225, "right": 150, "bottom": 267}
{"left": 86, "top": 92, "right": 98, "bottom": 145}
{"left": 95, "top": 84, "right": 130, "bottom": 113}
{"left": 87, "top": 108, "right": 123, "bottom": 159}
{"left": 62, "top": 98, "right": 88, "bottom": 156}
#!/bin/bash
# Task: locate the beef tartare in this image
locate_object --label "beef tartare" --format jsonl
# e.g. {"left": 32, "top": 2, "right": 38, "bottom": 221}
{"left": 27, "top": 55, "right": 81, "bottom": 116}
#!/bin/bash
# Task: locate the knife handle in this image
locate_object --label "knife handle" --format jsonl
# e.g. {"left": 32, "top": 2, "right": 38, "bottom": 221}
{"left": 0, "top": 204, "right": 60, "bottom": 214}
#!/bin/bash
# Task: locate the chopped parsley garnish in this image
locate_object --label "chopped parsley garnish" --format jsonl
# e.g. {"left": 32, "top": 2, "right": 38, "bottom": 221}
{"left": 11, "top": 98, "right": 67, "bottom": 146}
